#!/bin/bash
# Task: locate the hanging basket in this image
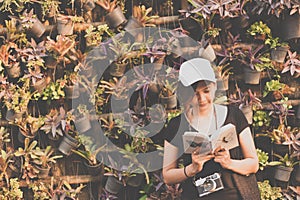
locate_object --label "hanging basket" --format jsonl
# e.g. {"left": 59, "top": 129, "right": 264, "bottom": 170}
{"left": 105, "top": 6, "right": 127, "bottom": 29}
{"left": 243, "top": 67, "right": 261, "bottom": 84}
{"left": 270, "top": 46, "right": 289, "bottom": 63}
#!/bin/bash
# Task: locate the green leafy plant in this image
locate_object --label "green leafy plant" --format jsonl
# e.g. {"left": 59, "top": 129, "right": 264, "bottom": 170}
{"left": 256, "top": 149, "right": 270, "bottom": 171}
{"left": 257, "top": 180, "right": 283, "bottom": 200}
{"left": 32, "top": 145, "right": 63, "bottom": 169}
{"left": 253, "top": 110, "right": 271, "bottom": 128}
{"left": 272, "top": 153, "right": 299, "bottom": 168}
{"left": 247, "top": 21, "right": 271, "bottom": 39}
{"left": 0, "top": 178, "right": 23, "bottom": 200}
{"left": 73, "top": 135, "right": 106, "bottom": 166}
{"left": 263, "top": 79, "right": 286, "bottom": 97}
{"left": 132, "top": 5, "right": 159, "bottom": 27}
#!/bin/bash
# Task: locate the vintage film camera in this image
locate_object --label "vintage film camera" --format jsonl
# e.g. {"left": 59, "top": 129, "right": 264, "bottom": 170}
{"left": 194, "top": 172, "right": 224, "bottom": 197}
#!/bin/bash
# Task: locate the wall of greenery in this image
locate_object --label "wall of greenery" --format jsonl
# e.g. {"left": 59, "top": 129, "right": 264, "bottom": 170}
{"left": 0, "top": 0, "right": 299, "bottom": 199}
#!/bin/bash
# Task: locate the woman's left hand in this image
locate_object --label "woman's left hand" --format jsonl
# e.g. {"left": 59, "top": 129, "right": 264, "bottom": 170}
{"left": 213, "top": 146, "right": 232, "bottom": 169}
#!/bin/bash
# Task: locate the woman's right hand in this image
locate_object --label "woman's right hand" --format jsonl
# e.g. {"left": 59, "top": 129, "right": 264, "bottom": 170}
{"left": 190, "top": 148, "right": 214, "bottom": 175}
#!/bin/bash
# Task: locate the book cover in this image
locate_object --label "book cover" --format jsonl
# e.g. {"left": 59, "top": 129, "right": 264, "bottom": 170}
{"left": 182, "top": 123, "right": 238, "bottom": 155}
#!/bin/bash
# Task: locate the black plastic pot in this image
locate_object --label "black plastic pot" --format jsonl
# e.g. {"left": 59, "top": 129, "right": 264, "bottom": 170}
{"left": 105, "top": 6, "right": 127, "bottom": 29}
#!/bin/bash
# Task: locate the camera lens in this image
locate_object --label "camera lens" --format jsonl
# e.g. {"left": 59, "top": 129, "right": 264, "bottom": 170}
{"left": 203, "top": 180, "right": 216, "bottom": 192}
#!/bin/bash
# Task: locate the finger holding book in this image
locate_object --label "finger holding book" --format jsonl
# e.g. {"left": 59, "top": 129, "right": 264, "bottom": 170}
{"left": 213, "top": 146, "right": 232, "bottom": 169}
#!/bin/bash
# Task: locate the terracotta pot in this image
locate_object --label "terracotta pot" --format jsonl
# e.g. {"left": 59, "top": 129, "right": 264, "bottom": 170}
{"left": 105, "top": 6, "right": 127, "bottom": 28}
{"left": 243, "top": 67, "right": 261, "bottom": 84}
{"left": 27, "top": 18, "right": 46, "bottom": 38}
{"left": 5, "top": 64, "right": 21, "bottom": 78}
{"left": 57, "top": 18, "right": 74, "bottom": 35}
{"left": 274, "top": 165, "right": 293, "bottom": 182}
{"left": 32, "top": 78, "right": 47, "bottom": 93}
{"left": 271, "top": 46, "right": 289, "bottom": 63}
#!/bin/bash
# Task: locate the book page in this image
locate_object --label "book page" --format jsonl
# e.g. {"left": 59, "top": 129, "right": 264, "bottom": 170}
{"left": 210, "top": 123, "right": 238, "bottom": 151}
{"left": 182, "top": 123, "right": 238, "bottom": 154}
{"left": 182, "top": 132, "right": 212, "bottom": 154}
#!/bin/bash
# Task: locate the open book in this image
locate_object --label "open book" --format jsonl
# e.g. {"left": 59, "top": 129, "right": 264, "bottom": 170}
{"left": 182, "top": 123, "right": 238, "bottom": 155}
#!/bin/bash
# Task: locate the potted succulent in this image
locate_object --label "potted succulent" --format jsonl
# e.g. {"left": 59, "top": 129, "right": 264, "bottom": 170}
{"left": 32, "top": 145, "right": 63, "bottom": 178}
{"left": 14, "top": 114, "right": 44, "bottom": 142}
{"left": 73, "top": 104, "right": 92, "bottom": 133}
{"left": 19, "top": 9, "right": 45, "bottom": 38}
{"left": 229, "top": 85, "right": 262, "bottom": 124}
{"left": 247, "top": 21, "right": 271, "bottom": 41}
{"left": 96, "top": 0, "right": 126, "bottom": 28}
{"left": 271, "top": 153, "right": 299, "bottom": 182}
{"left": 213, "top": 63, "right": 233, "bottom": 91}
{"left": 238, "top": 45, "right": 274, "bottom": 84}
{"left": 14, "top": 138, "right": 40, "bottom": 184}
{"left": 100, "top": 76, "right": 130, "bottom": 113}
{"left": 157, "top": 68, "right": 179, "bottom": 110}
{"left": 0, "top": 178, "right": 23, "bottom": 199}
{"left": 3, "top": 83, "right": 31, "bottom": 122}
{"left": 72, "top": 135, "right": 105, "bottom": 175}
{"left": 257, "top": 180, "right": 283, "bottom": 200}
{"left": 266, "top": 37, "right": 289, "bottom": 63}
{"left": 63, "top": 72, "right": 80, "bottom": 99}
{"left": 56, "top": 14, "right": 75, "bottom": 36}
{"left": 0, "top": 43, "right": 21, "bottom": 79}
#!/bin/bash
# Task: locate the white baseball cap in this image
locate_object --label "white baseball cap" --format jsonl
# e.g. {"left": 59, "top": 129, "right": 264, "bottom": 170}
{"left": 179, "top": 58, "right": 216, "bottom": 86}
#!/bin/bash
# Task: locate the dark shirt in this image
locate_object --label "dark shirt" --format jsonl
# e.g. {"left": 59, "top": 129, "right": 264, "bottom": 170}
{"left": 162, "top": 105, "right": 249, "bottom": 199}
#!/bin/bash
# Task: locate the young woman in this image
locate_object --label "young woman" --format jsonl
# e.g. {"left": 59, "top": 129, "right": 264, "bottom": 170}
{"left": 162, "top": 58, "right": 260, "bottom": 200}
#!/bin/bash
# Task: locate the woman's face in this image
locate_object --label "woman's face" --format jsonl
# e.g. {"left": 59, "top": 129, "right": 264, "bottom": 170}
{"left": 189, "top": 81, "right": 216, "bottom": 112}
